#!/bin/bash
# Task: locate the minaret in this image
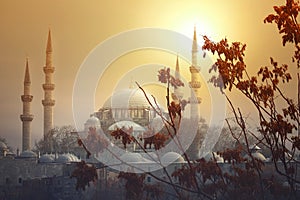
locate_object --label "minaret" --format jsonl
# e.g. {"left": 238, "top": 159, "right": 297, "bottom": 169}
{"left": 42, "top": 29, "right": 55, "bottom": 140}
{"left": 171, "top": 55, "right": 183, "bottom": 103}
{"left": 20, "top": 58, "right": 34, "bottom": 151}
{"left": 189, "top": 26, "right": 201, "bottom": 119}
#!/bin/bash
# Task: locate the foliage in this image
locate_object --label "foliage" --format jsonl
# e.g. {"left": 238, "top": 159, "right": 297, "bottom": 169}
{"left": 71, "top": 161, "right": 98, "bottom": 191}
{"left": 34, "top": 125, "right": 77, "bottom": 153}
{"left": 74, "top": 1, "right": 300, "bottom": 199}
{"left": 201, "top": 0, "right": 300, "bottom": 198}
{"left": 118, "top": 172, "right": 162, "bottom": 200}
{"left": 118, "top": 172, "right": 145, "bottom": 200}
{"left": 264, "top": 0, "right": 300, "bottom": 67}
{"left": 110, "top": 127, "right": 134, "bottom": 149}
{"left": 212, "top": 126, "right": 255, "bottom": 152}
{"left": 142, "top": 127, "right": 169, "bottom": 150}
{"left": 157, "top": 67, "right": 187, "bottom": 120}
{"left": 77, "top": 138, "right": 91, "bottom": 159}
{"left": 0, "top": 136, "right": 13, "bottom": 152}
{"left": 83, "top": 127, "right": 108, "bottom": 156}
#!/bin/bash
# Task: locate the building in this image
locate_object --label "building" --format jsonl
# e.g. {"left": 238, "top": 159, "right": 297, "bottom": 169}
{"left": 1, "top": 28, "right": 206, "bottom": 200}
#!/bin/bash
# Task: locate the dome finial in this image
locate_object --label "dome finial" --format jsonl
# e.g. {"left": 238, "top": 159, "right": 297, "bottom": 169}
{"left": 129, "top": 77, "right": 135, "bottom": 89}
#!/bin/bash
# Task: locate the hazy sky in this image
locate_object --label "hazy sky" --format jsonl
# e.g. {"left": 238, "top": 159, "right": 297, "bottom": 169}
{"left": 0, "top": 0, "right": 297, "bottom": 149}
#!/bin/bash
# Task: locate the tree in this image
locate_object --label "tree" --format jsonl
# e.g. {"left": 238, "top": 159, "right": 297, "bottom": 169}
{"left": 74, "top": 1, "right": 300, "bottom": 199}
{"left": 201, "top": 0, "right": 300, "bottom": 198}
{"left": 212, "top": 125, "right": 256, "bottom": 153}
{"left": 83, "top": 127, "right": 108, "bottom": 157}
{"left": 0, "top": 137, "right": 13, "bottom": 153}
{"left": 34, "top": 125, "right": 78, "bottom": 153}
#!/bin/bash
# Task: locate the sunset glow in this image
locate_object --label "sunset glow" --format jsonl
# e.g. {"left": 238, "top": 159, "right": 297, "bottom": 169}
{"left": 0, "top": 0, "right": 295, "bottom": 154}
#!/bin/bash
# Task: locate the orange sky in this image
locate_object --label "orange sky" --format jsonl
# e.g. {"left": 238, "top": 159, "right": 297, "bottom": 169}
{"left": 0, "top": 0, "right": 296, "bottom": 149}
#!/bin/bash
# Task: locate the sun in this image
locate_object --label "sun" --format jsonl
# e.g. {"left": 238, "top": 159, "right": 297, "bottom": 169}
{"left": 172, "top": 18, "right": 215, "bottom": 45}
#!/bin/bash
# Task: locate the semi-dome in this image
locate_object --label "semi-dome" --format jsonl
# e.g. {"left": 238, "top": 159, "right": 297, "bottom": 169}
{"left": 39, "top": 154, "right": 55, "bottom": 163}
{"left": 108, "top": 120, "right": 145, "bottom": 132}
{"left": 56, "top": 154, "right": 72, "bottom": 163}
{"left": 249, "top": 144, "right": 261, "bottom": 150}
{"left": 56, "top": 153, "right": 80, "bottom": 163}
{"left": 66, "top": 153, "right": 80, "bottom": 162}
{"left": 161, "top": 152, "right": 185, "bottom": 166}
{"left": 86, "top": 116, "right": 100, "bottom": 125}
{"left": 141, "top": 152, "right": 158, "bottom": 162}
{"left": 149, "top": 116, "right": 164, "bottom": 133}
{"left": 19, "top": 150, "right": 37, "bottom": 158}
{"left": 120, "top": 152, "right": 152, "bottom": 163}
{"left": 244, "top": 152, "right": 267, "bottom": 162}
{"left": 84, "top": 115, "right": 101, "bottom": 131}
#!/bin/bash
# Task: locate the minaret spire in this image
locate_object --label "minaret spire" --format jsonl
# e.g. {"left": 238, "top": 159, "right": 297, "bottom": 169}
{"left": 175, "top": 54, "right": 180, "bottom": 77}
{"left": 189, "top": 26, "right": 201, "bottom": 119}
{"left": 20, "top": 58, "right": 34, "bottom": 151}
{"left": 193, "top": 25, "right": 197, "bottom": 41}
{"left": 24, "top": 58, "right": 31, "bottom": 84}
{"left": 42, "top": 29, "right": 55, "bottom": 142}
{"left": 192, "top": 26, "right": 198, "bottom": 68}
{"left": 46, "top": 29, "right": 52, "bottom": 53}
{"left": 172, "top": 54, "right": 183, "bottom": 103}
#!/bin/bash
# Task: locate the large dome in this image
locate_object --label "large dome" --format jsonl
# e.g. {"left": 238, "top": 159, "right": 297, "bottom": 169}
{"left": 95, "top": 88, "right": 166, "bottom": 134}
{"left": 102, "top": 88, "right": 153, "bottom": 109}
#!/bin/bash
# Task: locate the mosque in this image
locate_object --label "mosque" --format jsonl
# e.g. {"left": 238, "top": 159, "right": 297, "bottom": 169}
{"left": 0, "top": 26, "right": 202, "bottom": 157}
{"left": 18, "top": 26, "right": 203, "bottom": 155}
{"left": 0, "top": 28, "right": 229, "bottom": 199}
{"left": 1, "top": 27, "right": 296, "bottom": 199}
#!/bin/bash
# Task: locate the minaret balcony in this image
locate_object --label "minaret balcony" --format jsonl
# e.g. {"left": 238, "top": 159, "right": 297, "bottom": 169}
{"left": 43, "top": 83, "right": 55, "bottom": 90}
{"left": 20, "top": 114, "right": 34, "bottom": 121}
{"left": 21, "top": 95, "right": 33, "bottom": 102}
{"left": 189, "top": 81, "right": 201, "bottom": 88}
{"left": 42, "top": 99, "right": 55, "bottom": 106}
{"left": 189, "top": 66, "right": 200, "bottom": 73}
{"left": 43, "top": 66, "right": 55, "bottom": 73}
